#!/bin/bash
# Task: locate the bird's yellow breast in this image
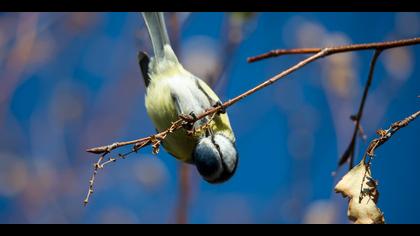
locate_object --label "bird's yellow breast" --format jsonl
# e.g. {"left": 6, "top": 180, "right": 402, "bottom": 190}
{"left": 144, "top": 66, "right": 235, "bottom": 163}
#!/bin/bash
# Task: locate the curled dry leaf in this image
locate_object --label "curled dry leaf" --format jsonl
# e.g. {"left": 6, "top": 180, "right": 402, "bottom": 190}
{"left": 334, "top": 160, "right": 385, "bottom": 224}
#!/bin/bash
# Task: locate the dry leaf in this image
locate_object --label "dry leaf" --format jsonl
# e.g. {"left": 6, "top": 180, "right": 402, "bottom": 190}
{"left": 335, "top": 161, "right": 385, "bottom": 224}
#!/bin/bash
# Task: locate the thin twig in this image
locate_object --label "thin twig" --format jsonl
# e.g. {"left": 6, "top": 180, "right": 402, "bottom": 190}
{"left": 83, "top": 113, "right": 217, "bottom": 206}
{"left": 248, "top": 48, "right": 322, "bottom": 62}
{"left": 83, "top": 155, "right": 105, "bottom": 206}
{"left": 358, "top": 110, "right": 420, "bottom": 201}
{"left": 363, "top": 110, "right": 420, "bottom": 162}
{"left": 338, "top": 50, "right": 383, "bottom": 169}
{"left": 83, "top": 120, "right": 183, "bottom": 206}
{"left": 248, "top": 37, "right": 420, "bottom": 63}
{"left": 86, "top": 119, "right": 184, "bottom": 154}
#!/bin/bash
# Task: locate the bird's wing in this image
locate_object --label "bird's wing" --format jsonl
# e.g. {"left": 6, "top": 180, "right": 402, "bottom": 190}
{"left": 141, "top": 12, "right": 170, "bottom": 60}
{"left": 193, "top": 77, "right": 236, "bottom": 142}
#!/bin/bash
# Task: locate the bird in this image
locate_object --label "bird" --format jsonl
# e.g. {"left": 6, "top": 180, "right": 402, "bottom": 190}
{"left": 138, "top": 12, "right": 238, "bottom": 183}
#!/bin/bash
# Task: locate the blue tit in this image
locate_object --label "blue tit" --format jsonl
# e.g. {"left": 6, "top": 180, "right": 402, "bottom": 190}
{"left": 138, "top": 12, "right": 238, "bottom": 183}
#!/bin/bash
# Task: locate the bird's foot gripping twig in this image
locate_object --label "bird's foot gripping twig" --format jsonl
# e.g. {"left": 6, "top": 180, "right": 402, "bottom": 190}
{"left": 212, "top": 101, "right": 226, "bottom": 114}
{"left": 179, "top": 112, "right": 198, "bottom": 131}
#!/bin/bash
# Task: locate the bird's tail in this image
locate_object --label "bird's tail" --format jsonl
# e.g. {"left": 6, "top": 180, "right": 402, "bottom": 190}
{"left": 141, "top": 12, "right": 171, "bottom": 61}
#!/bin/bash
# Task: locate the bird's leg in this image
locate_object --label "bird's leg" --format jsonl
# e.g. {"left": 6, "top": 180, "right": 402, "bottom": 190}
{"left": 179, "top": 111, "right": 197, "bottom": 131}
{"left": 179, "top": 111, "right": 197, "bottom": 122}
{"left": 212, "top": 101, "right": 226, "bottom": 114}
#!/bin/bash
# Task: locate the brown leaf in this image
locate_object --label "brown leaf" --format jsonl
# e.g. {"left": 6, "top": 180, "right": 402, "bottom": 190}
{"left": 334, "top": 161, "right": 385, "bottom": 224}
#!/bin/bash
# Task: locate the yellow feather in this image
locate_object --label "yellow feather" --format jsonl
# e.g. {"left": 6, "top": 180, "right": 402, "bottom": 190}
{"left": 145, "top": 64, "right": 235, "bottom": 163}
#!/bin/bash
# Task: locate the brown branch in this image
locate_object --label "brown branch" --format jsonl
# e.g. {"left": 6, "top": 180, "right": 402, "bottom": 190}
{"left": 249, "top": 37, "right": 420, "bottom": 170}
{"left": 87, "top": 37, "right": 420, "bottom": 157}
{"left": 247, "top": 48, "right": 322, "bottom": 62}
{"left": 83, "top": 119, "right": 183, "bottom": 206}
{"left": 86, "top": 48, "right": 331, "bottom": 156}
{"left": 83, "top": 155, "right": 104, "bottom": 206}
{"left": 84, "top": 37, "right": 420, "bottom": 206}
{"left": 338, "top": 50, "right": 383, "bottom": 169}
{"left": 363, "top": 110, "right": 420, "bottom": 162}
{"left": 83, "top": 113, "right": 217, "bottom": 206}
{"left": 358, "top": 110, "right": 420, "bottom": 202}
{"left": 83, "top": 49, "right": 328, "bottom": 206}
{"left": 86, "top": 119, "right": 184, "bottom": 154}
{"left": 248, "top": 37, "right": 420, "bottom": 63}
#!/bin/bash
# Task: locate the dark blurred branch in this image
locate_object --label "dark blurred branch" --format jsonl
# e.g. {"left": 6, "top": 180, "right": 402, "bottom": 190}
{"left": 247, "top": 37, "right": 420, "bottom": 63}
{"left": 0, "top": 13, "right": 39, "bottom": 126}
{"left": 176, "top": 163, "right": 190, "bottom": 224}
{"left": 339, "top": 50, "right": 382, "bottom": 169}
{"left": 169, "top": 12, "right": 191, "bottom": 224}
{"left": 206, "top": 13, "right": 247, "bottom": 88}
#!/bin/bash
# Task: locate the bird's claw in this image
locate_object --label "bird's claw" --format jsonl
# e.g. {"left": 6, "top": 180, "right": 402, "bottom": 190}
{"left": 179, "top": 112, "right": 197, "bottom": 131}
{"left": 213, "top": 101, "right": 226, "bottom": 114}
{"left": 179, "top": 112, "right": 197, "bottom": 122}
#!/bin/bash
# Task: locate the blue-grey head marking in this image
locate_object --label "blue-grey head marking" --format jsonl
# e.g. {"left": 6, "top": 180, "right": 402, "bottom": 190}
{"left": 193, "top": 133, "right": 238, "bottom": 183}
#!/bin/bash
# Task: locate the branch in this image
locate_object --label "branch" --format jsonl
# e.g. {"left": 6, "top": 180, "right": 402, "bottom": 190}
{"left": 357, "top": 110, "right": 420, "bottom": 210}
{"left": 175, "top": 163, "right": 190, "bottom": 224}
{"left": 338, "top": 49, "right": 383, "bottom": 169}
{"left": 83, "top": 113, "right": 217, "bottom": 206}
{"left": 247, "top": 37, "right": 420, "bottom": 63}
{"left": 247, "top": 37, "right": 420, "bottom": 169}
{"left": 363, "top": 110, "right": 420, "bottom": 163}
{"left": 86, "top": 49, "right": 330, "bottom": 157}
{"left": 247, "top": 37, "right": 420, "bottom": 170}
{"left": 84, "top": 37, "right": 420, "bottom": 206}
{"left": 83, "top": 155, "right": 104, "bottom": 206}
{"left": 170, "top": 12, "right": 191, "bottom": 224}
{"left": 86, "top": 119, "right": 184, "bottom": 155}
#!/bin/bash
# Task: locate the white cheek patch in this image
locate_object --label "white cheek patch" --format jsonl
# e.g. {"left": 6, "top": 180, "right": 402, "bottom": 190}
{"left": 196, "top": 138, "right": 223, "bottom": 181}
{"left": 214, "top": 134, "right": 237, "bottom": 173}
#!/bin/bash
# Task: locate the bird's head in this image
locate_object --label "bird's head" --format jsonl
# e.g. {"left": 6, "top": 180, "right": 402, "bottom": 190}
{"left": 192, "top": 133, "right": 238, "bottom": 183}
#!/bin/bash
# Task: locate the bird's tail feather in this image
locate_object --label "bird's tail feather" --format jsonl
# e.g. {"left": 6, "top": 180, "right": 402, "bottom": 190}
{"left": 141, "top": 12, "right": 171, "bottom": 60}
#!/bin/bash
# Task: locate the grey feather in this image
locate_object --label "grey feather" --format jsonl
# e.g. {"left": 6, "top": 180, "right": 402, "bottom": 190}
{"left": 141, "top": 12, "right": 171, "bottom": 60}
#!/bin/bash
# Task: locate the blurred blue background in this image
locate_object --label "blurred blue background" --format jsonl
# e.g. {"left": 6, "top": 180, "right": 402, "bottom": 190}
{"left": 0, "top": 12, "right": 419, "bottom": 224}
